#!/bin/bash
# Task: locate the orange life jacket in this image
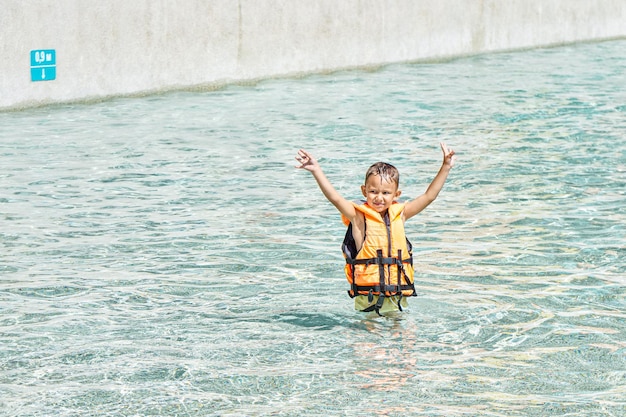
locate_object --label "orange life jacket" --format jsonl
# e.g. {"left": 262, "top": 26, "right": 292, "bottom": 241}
{"left": 342, "top": 202, "right": 416, "bottom": 308}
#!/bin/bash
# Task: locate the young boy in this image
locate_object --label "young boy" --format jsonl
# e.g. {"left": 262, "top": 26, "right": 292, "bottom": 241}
{"left": 295, "top": 143, "right": 456, "bottom": 315}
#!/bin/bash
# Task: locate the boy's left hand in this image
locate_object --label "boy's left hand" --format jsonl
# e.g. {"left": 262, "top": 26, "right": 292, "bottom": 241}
{"left": 441, "top": 142, "right": 456, "bottom": 168}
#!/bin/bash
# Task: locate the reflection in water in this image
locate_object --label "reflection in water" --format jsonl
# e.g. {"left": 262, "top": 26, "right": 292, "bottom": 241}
{"left": 352, "top": 317, "right": 418, "bottom": 392}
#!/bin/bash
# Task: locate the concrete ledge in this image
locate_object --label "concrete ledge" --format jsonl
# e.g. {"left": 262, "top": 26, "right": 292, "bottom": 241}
{"left": 2, "top": 0, "right": 625, "bottom": 110}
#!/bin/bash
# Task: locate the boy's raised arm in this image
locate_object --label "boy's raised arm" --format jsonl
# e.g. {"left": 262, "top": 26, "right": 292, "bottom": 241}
{"left": 295, "top": 149, "right": 357, "bottom": 221}
{"left": 403, "top": 142, "right": 456, "bottom": 221}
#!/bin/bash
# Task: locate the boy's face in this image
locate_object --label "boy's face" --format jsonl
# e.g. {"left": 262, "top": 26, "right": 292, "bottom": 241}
{"left": 361, "top": 174, "right": 401, "bottom": 214}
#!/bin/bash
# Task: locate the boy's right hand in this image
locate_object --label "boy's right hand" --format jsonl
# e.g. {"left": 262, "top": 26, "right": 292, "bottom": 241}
{"left": 295, "top": 149, "right": 320, "bottom": 172}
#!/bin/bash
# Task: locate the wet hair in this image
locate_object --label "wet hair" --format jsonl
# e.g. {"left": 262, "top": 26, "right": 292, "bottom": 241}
{"left": 364, "top": 162, "right": 400, "bottom": 186}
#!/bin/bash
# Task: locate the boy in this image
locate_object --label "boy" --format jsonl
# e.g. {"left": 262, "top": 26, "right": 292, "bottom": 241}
{"left": 295, "top": 143, "right": 456, "bottom": 315}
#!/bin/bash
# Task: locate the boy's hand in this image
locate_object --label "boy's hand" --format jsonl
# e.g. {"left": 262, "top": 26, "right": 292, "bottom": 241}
{"left": 440, "top": 142, "right": 456, "bottom": 168}
{"left": 295, "top": 149, "right": 320, "bottom": 172}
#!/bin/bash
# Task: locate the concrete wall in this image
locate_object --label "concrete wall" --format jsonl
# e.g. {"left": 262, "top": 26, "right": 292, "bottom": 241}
{"left": 2, "top": 0, "right": 626, "bottom": 110}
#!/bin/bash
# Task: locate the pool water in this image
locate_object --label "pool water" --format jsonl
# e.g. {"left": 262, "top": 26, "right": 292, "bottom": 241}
{"left": 1, "top": 40, "right": 625, "bottom": 416}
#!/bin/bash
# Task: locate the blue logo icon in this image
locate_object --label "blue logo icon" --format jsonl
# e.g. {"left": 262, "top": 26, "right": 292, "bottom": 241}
{"left": 30, "top": 50, "right": 57, "bottom": 82}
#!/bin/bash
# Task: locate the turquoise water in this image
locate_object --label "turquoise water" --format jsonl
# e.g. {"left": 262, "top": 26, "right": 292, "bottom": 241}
{"left": 1, "top": 39, "right": 625, "bottom": 416}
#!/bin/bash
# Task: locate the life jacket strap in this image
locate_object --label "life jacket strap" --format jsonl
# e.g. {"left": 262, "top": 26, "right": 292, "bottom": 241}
{"left": 360, "top": 292, "right": 386, "bottom": 316}
{"left": 346, "top": 256, "right": 412, "bottom": 266}
{"left": 346, "top": 247, "right": 418, "bottom": 304}
{"left": 348, "top": 284, "right": 416, "bottom": 297}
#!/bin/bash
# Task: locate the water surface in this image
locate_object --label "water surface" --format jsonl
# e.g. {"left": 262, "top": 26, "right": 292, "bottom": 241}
{"left": 1, "top": 40, "right": 625, "bottom": 416}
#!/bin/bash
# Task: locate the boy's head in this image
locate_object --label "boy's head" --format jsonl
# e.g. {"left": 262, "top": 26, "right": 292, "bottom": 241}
{"left": 364, "top": 162, "right": 400, "bottom": 188}
{"left": 361, "top": 162, "right": 402, "bottom": 213}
